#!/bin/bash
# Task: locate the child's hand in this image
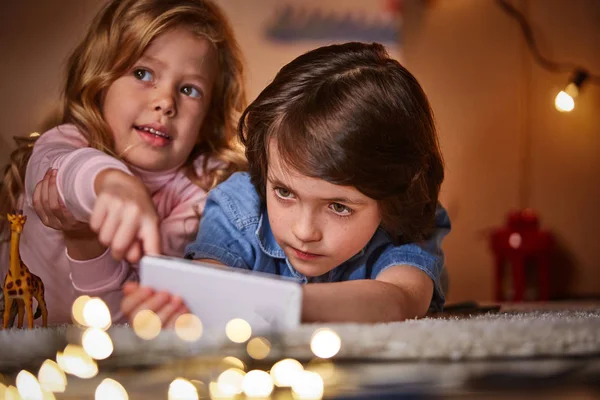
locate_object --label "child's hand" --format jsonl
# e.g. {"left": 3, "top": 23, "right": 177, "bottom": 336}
{"left": 121, "top": 282, "right": 189, "bottom": 327}
{"left": 92, "top": 169, "right": 162, "bottom": 263}
{"left": 32, "top": 169, "right": 88, "bottom": 232}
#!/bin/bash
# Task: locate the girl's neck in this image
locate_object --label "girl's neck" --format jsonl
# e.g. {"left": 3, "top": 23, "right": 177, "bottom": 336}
{"left": 127, "top": 163, "right": 184, "bottom": 194}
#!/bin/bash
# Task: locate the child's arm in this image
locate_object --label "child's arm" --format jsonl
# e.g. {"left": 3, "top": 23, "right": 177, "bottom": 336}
{"left": 27, "top": 126, "right": 162, "bottom": 261}
{"left": 301, "top": 265, "right": 433, "bottom": 322}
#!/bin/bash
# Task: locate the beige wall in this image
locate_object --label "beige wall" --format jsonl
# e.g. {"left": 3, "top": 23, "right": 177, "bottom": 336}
{"left": 1, "top": 0, "right": 598, "bottom": 302}
{"left": 403, "top": 0, "right": 600, "bottom": 302}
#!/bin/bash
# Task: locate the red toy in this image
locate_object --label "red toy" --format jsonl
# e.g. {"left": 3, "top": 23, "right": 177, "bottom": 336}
{"left": 490, "top": 209, "right": 555, "bottom": 302}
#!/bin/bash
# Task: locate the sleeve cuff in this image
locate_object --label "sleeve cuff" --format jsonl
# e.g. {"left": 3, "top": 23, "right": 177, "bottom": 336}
{"left": 377, "top": 255, "right": 446, "bottom": 312}
{"left": 67, "top": 248, "right": 130, "bottom": 294}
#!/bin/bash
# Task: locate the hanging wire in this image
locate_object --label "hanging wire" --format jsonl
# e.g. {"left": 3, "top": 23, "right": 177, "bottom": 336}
{"left": 496, "top": 0, "right": 600, "bottom": 84}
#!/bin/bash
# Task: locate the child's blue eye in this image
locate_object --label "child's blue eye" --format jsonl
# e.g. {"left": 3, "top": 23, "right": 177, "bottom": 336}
{"left": 330, "top": 203, "right": 352, "bottom": 216}
{"left": 181, "top": 86, "right": 202, "bottom": 98}
{"left": 133, "top": 68, "right": 153, "bottom": 82}
{"left": 275, "top": 187, "right": 293, "bottom": 199}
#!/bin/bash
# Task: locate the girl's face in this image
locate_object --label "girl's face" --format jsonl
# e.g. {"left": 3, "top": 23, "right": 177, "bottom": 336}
{"left": 102, "top": 28, "right": 218, "bottom": 171}
{"left": 266, "top": 142, "right": 382, "bottom": 277}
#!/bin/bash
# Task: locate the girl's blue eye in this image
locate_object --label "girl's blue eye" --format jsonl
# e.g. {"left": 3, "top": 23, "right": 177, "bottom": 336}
{"left": 133, "top": 68, "right": 153, "bottom": 82}
{"left": 275, "top": 187, "right": 293, "bottom": 199}
{"left": 330, "top": 203, "right": 352, "bottom": 216}
{"left": 181, "top": 86, "right": 202, "bottom": 98}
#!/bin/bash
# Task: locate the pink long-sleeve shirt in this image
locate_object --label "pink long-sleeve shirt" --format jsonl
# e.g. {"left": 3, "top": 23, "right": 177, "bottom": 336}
{"left": 0, "top": 124, "right": 213, "bottom": 325}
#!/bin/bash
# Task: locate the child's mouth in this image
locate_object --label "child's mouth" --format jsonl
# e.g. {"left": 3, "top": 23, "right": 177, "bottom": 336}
{"left": 134, "top": 125, "right": 172, "bottom": 147}
{"left": 291, "top": 247, "right": 322, "bottom": 261}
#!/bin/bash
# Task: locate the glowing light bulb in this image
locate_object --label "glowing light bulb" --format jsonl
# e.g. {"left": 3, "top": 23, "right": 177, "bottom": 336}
{"left": 168, "top": 378, "right": 198, "bottom": 400}
{"left": 174, "top": 314, "right": 203, "bottom": 342}
{"left": 16, "top": 370, "right": 43, "bottom": 400}
{"left": 132, "top": 309, "right": 162, "bottom": 340}
{"left": 38, "top": 360, "right": 67, "bottom": 393}
{"left": 291, "top": 370, "right": 324, "bottom": 399}
{"left": 242, "top": 370, "right": 274, "bottom": 398}
{"left": 555, "top": 90, "right": 574, "bottom": 112}
{"left": 82, "top": 328, "right": 114, "bottom": 360}
{"left": 82, "top": 298, "right": 112, "bottom": 330}
{"left": 554, "top": 69, "right": 588, "bottom": 113}
{"left": 310, "top": 328, "right": 341, "bottom": 358}
{"left": 225, "top": 318, "right": 252, "bottom": 343}
{"left": 217, "top": 368, "right": 245, "bottom": 396}
{"left": 222, "top": 356, "right": 246, "bottom": 371}
{"left": 246, "top": 337, "right": 271, "bottom": 360}
{"left": 271, "top": 358, "right": 304, "bottom": 387}
{"left": 95, "top": 378, "right": 128, "bottom": 400}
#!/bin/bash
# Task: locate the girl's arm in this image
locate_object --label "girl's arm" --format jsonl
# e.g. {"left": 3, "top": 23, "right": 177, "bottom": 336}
{"left": 301, "top": 265, "right": 433, "bottom": 322}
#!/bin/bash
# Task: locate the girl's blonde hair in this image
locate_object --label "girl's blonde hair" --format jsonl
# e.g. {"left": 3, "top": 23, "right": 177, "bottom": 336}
{"left": 1, "top": 0, "right": 247, "bottom": 237}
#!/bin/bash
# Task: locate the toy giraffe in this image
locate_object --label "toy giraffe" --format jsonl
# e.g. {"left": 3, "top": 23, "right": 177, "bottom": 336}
{"left": 2, "top": 210, "right": 48, "bottom": 328}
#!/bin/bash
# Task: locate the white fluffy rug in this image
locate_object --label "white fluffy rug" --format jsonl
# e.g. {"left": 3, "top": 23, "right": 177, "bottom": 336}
{"left": 1, "top": 309, "right": 599, "bottom": 373}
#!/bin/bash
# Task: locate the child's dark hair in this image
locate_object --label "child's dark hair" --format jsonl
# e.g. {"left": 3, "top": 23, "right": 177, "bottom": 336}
{"left": 238, "top": 42, "right": 444, "bottom": 243}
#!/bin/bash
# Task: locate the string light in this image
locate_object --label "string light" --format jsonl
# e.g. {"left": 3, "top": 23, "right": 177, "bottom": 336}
{"left": 497, "top": 0, "right": 599, "bottom": 112}
{"left": 555, "top": 69, "right": 588, "bottom": 112}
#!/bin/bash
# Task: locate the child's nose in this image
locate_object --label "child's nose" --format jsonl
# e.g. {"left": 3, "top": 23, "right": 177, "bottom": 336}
{"left": 292, "top": 212, "right": 322, "bottom": 243}
{"left": 152, "top": 86, "right": 176, "bottom": 117}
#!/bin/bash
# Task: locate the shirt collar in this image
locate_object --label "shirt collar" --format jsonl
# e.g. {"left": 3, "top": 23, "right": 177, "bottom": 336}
{"left": 255, "top": 212, "right": 308, "bottom": 283}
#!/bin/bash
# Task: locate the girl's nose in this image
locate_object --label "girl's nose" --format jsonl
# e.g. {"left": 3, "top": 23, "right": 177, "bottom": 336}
{"left": 152, "top": 86, "right": 176, "bottom": 117}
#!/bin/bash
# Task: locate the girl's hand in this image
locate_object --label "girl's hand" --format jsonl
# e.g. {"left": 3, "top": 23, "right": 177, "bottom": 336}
{"left": 121, "top": 282, "right": 189, "bottom": 327}
{"left": 32, "top": 169, "right": 88, "bottom": 232}
{"left": 92, "top": 169, "right": 162, "bottom": 263}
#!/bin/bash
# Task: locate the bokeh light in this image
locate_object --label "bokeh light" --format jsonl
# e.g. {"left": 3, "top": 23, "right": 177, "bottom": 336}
{"left": 306, "top": 359, "right": 336, "bottom": 383}
{"left": 71, "top": 295, "right": 91, "bottom": 326}
{"left": 270, "top": 358, "right": 304, "bottom": 387}
{"left": 246, "top": 337, "right": 271, "bottom": 360}
{"left": 291, "top": 370, "right": 324, "bottom": 400}
{"left": 95, "top": 378, "right": 128, "bottom": 400}
{"left": 132, "top": 310, "right": 162, "bottom": 340}
{"left": 217, "top": 368, "right": 245, "bottom": 396}
{"left": 310, "top": 328, "right": 341, "bottom": 359}
{"left": 225, "top": 318, "right": 252, "bottom": 343}
{"left": 82, "top": 298, "right": 112, "bottom": 330}
{"left": 4, "top": 385, "right": 21, "bottom": 400}
{"left": 57, "top": 345, "right": 98, "bottom": 379}
{"left": 174, "top": 314, "right": 203, "bottom": 342}
{"left": 16, "top": 370, "right": 43, "bottom": 400}
{"left": 209, "top": 381, "right": 233, "bottom": 399}
{"left": 82, "top": 328, "right": 114, "bottom": 360}
{"left": 221, "top": 356, "right": 246, "bottom": 371}
{"left": 242, "top": 370, "right": 274, "bottom": 398}
{"left": 38, "top": 360, "right": 67, "bottom": 393}
{"left": 168, "top": 378, "right": 199, "bottom": 400}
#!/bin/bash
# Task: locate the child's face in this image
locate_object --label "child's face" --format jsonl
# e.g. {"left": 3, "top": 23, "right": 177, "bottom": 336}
{"left": 266, "top": 142, "right": 382, "bottom": 277}
{"left": 102, "top": 28, "right": 218, "bottom": 171}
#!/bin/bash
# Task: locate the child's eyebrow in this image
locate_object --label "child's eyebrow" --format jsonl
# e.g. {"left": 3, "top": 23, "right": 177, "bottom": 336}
{"left": 268, "top": 175, "right": 367, "bottom": 205}
{"left": 321, "top": 196, "right": 367, "bottom": 205}
{"left": 138, "top": 55, "right": 166, "bottom": 68}
{"left": 137, "top": 56, "right": 208, "bottom": 83}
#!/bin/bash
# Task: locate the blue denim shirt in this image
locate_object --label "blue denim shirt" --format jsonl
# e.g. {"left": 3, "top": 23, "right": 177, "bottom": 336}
{"left": 185, "top": 172, "right": 451, "bottom": 311}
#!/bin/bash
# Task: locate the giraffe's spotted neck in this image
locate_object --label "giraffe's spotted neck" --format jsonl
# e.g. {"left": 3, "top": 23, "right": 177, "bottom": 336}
{"left": 9, "top": 229, "right": 22, "bottom": 277}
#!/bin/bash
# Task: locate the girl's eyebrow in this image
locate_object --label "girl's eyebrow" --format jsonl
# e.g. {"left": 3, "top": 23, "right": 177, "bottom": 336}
{"left": 137, "top": 55, "right": 209, "bottom": 83}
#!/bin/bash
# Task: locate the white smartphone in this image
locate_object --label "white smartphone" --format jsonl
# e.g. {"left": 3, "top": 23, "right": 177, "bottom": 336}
{"left": 139, "top": 255, "right": 303, "bottom": 334}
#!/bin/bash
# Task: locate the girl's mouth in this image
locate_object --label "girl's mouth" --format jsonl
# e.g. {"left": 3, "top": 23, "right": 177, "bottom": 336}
{"left": 134, "top": 125, "right": 172, "bottom": 147}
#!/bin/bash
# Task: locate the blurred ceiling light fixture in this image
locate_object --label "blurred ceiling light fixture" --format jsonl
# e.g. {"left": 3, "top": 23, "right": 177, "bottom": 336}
{"left": 555, "top": 69, "right": 588, "bottom": 112}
